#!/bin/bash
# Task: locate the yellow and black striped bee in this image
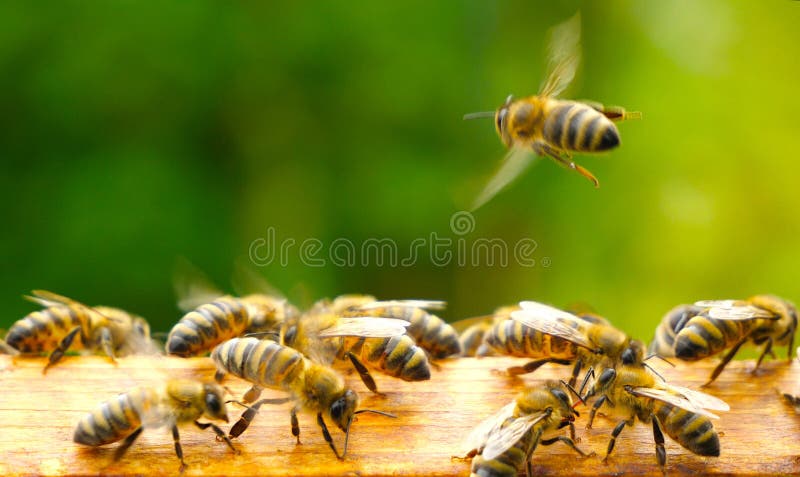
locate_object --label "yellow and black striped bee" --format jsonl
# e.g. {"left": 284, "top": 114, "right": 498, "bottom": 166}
{"left": 486, "top": 301, "right": 640, "bottom": 388}
{"left": 453, "top": 305, "right": 519, "bottom": 357}
{"left": 582, "top": 351, "right": 728, "bottom": 471}
{"left": 465, "top": 13, "right": 640, "bottom": 210}
{"left": 648, "top": 295, "right": 798, "bottom": 385}
{"left": 4, "top": 290, "right": 153, "bottom": 373}
{"left": 281, "top": 301, "right": 431, "bottom": 394}
{"left": 461, "top": 381, "right": 591, "bottom": 477}
{"left": 212, "top": 337, "right": 394, "bottom": 459}
{"left": 73, "top": 379, "right": 236, "bottom": 472}
{"left": 331, "top": 295, "right": 462, "bottom": 359}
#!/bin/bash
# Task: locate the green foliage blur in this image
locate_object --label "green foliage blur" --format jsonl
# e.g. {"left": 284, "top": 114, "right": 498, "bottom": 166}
{"left": 2, "top": 1, "right": 799, "bottom": 345}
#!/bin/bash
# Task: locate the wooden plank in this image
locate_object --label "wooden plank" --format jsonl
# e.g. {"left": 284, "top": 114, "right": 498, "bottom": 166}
{"left": 0, "top": 355, "right": 799, "bottom": 476}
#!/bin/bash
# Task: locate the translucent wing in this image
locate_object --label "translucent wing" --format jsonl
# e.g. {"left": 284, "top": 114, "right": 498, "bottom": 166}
{"left": 231, "top": 258, "right": 287, "bottom": 300}
{"left": 481, "top": 412, "right": 549, "bottom": 460}
{"left": 628, "top": 387, "right": 721, "bottom": 419}
{"left": 694, "top": 300, "right": 777, "bottom": 320}
{"left": 462, "top": 401, "right": 517, "bottom": 454}
{"left": 538, "top": 12, "right": 581, "bottom": 98}
{"left": 173, "top": 257, "right": 225, "bottom": 312}
{"left": 356, "top": 300, "right": 446, "bottom": 311}
{"left": 512, "top": 301, "right": 595, "bottom": 350}
{"left": 667, "top": 384, "right": 730, "bottom": 412}
{"left": 24, "top": 290, "right": 121, "bottom": 322}
{"left": 471, "top": 147, "right": 537, "bottom": 211}
{"left": 317, "top": 317, "right": 410, "bottom": 338}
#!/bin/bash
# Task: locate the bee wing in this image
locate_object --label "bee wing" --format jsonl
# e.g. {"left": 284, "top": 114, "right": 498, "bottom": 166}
{"left": 231, "top": 258, "right": 287, "bottom": 300}
{"left": 628, "top": 387, "right": 721, "bottom": 419}
{"left": 694, "top": 300, "right": 777, "bottom": 320}
{"left": 462, "top": 401, "right": 517, "bottom": 454}
{"left": 471, "top": 147, "right": 537, "bottom": 212}
{"left": 481, "top": 412, "right": 549, "bottom": 461}
{"left": 316, "top": 317, "right": 410, "bottom": 338}
{"left": 512, "top": 301, "right": 595, "bottom": 350}
{"left": 538, "top": 12, "right": 581, "bottom": 98}
{"left": 24, "top": 290, "right": 122, "bottom": 322}
{"left": 173, "top": 257, "right": 226, "bottom": 312}
{"left": 356, "top": 300, "right": 447, "bottom": 311}
{"left": 667, "top": 384, "right": 730, "bottom": 412}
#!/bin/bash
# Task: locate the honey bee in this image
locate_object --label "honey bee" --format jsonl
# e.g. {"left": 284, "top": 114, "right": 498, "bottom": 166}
{"left": 332, "top": 295, "right": 462, "bottom": 359}
{"left": 648, "top": 295, "right": 797, "bottom": 385}
{"left": 466, "top": 13, "right": 640, "bottom": 210}
{"left": 4, "top": 290, "right": 153, "bottom": 373}
{"left": 73, "top": 379, "right": 236, "bottom": 472}
{"left": 462, "top": 381, "right": 591, "bottom": 477}
{"left": 281, "top": 301, "right": 431, "bottom": 394}
{"left": 453, "top": 305, "right": 518, "bottom": 357}
{"left": 486, "top": 301, "right": 639, "bottom": 388}
{"left": 582, "top": 351, "right": 728, "bottom": 470}
{"left": 211, "top": 336, "right": 395, "bottom": 459}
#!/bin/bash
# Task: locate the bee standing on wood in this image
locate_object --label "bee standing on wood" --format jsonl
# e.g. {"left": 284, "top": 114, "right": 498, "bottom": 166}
{"left": 461, "top": 381, "right": 591, "bottom": 477}
{"left": 4, "top": 290, "right": 153, "bottom": 373}
{"left": 73, "top": 379, "right": 236, "bottom": 472}
{"left": 212, "top": 336, "right": 395, "bottom": 459}
{"left": 648, "top": 295, "right": 797, "bottom": 385}
{"left": 465, "top": 13, "right": 640, "bottom": 210}
{"left": 582, "top": 350, "right": 728, "bottom": 471}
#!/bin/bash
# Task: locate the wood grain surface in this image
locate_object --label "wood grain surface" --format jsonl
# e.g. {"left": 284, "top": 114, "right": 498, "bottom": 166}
{"left": 0, "top": 354, "right": 798, "bottom": 476}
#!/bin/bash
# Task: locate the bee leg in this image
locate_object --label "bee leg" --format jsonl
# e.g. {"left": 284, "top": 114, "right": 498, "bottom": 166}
{"left": 171, "top": 425, "right": 188, "bottom": 473}
{"left": 507, "top": 358, "right": 572, "bottom": 376}
{"left": 292, "top": 408, "right": 301, "bottom": 444}
{"left": 586, "top": 395, "right": 608, "bottom": 429}
{"left": 316, "top": 412, "right": 343, "bottom": 460}
{"left": 788, "top": 333, "right": 795, "bottom": 361}
{"left": 577, "top": 366, "right": 595, "bottom": 397}
{"left": 754, "top": 338, "right": 773, "bottom": 371}
{"left": 228, "top": 397, "right": 293, "bottom": 438}
{"left": 539, "top": 144, "right": 600, "bottom": 187}
{"left": 603, "top": 420, "right": 630, "bottom": 463}
{"left": 704, "top": 338, "right": 747, "bottom": 386}
{"left": 98, "top": 327, "right": 118, "bottom": 365}
{"left": 195, "top": 421, "right": 238, "bottom": 454}
{"left": 540, "top": 436, "right": 595, "bottom": 458}
{"left": 243, "top": 385, "right": 263, "bottom": 403}
{"left": 524, "top": 428, "right": 545, "bottom": 477}
{"left": 651, "top": 418, "right": 667, "bottom": 470}
{"left": 112, "top": 427, "right": 143, "bottom": 462}
{"left": 568, "top": 359, "right": 583, "bottom": 388}
{"left": 43, "top": 326, "right": 82, "bottom": 374}
{"left": 346, "top": 352, "right": 383, "bottom": 395}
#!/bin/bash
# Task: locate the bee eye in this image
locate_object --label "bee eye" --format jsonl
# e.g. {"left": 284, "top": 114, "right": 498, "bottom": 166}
{"left": 496, "top": 108, "right": 507, "bottom": 132}
{"left": 621, "top": 348, "right": 635, "bottom": 365}
{"left": 550, "top": 389, "right": 569, "bottom": 406}
{"left": 284, "top": 327, "right": 297, "bottom": 346}
{"left": 205, "top": 393, "right": 222, "bottom": 414}
{"left": 330, "top": 397, "right": 346, "bottom": 422}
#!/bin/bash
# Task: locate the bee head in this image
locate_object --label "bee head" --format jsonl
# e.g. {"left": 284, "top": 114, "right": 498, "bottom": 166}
{"left": 494, "top": 94, "right": 514, "bottom": 146}
{"left": 203, "top": 383, "right": 229, "bottom": 423}
{"left": 329, "top": 389, "right": 358, "bottom": 432}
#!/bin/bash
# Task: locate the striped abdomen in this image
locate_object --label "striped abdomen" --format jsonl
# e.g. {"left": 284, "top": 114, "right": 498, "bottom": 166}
{"left": 358, "top": 306, "right": 461, "bottom": 359}
{"left": 6, "top": 306, "right": 88, "bottom": 353}
{"left": 343, "top": 335, "right": 431, "bottom": 382}
{"left": 166, "top": 297, "right": 250, "bottom": 357}
{"left": 649, "top": 305, "right": 705, "bottom": 358}
{"left": 459, "top": 322, "right": 492, "bottom": 357}
{"left": 484, "top": 319, "right": 578, "bottom": 360}
{"left": 73, "top": 387, "right": 156, "bottom": 446}
{"left": 470, "top": 420, "right": 539, "bottom": 477}
{"left": 211, "top": 337, "right": 305, "bottom": 390}
{"left": 673, "top": 314, "right": 757, "bottom": 361}
{"left": 653, "top": 402, "right": 720, "bottom": 457}
{"left": 542, "top": 100, "right": 619, "bottom": 153}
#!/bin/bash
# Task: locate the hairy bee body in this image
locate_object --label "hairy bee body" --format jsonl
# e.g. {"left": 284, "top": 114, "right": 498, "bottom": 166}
{"left": 6, "top": 305, "right": 90, "bottom": 353}
{"left": 485, "top": 318, "right": 579, "bottom": 360}
{"left": 469, "top": 416, "right": 538, "bottom": 477}
{"left": 459, "top": 320, "right": 493, "bottom": 357}
{"left": 213, "top": 337, "right": 306, "bottom": 392}
{"left": 648, "top": 304, "right": 706, "bottom": 358}
{"left": 166, "top": 296, "right": 250, "bottom": 356}
{"left": 74, "top": 379, "right": 232, "bottom": 468}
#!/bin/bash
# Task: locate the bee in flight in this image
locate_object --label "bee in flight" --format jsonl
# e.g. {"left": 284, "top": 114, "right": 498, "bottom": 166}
{"left": 4, "top": 290, "right": 153, "bottom": 373}
{"left": 329, "top": 295, "right": 462, "bottom": 359}
{"left": 279, "top": 298, "right": 432, "bottom": 394}
{"left": 461, "top": 381, "right": 591, "bottom": 477}
{"left": 465, "top": 13, "right": 640, "bottom": 210}
{"left": 582, "top": 349, "right": 728, "bottom": 471}
{"left": 648, "top": 295, "right": 797, "bottom": 385}
{"left": 73, "top": 379, "right": 237, "bottom": 472}
{"left": 212, "top": 336, "right": 395, "bottom": 459}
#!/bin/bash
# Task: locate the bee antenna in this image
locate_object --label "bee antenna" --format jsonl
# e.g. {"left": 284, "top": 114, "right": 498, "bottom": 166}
{"left": 225, "top": 400, "right": 256, "bottom": 412}
{"left": 645, "top": 353, "right": 675, "bottom": 367}
{"left": 644, "top": 363, "right": 667, "bottom": 382}
{"left": 559, "top": 380, "right": 585, "bottom": 406}
{"left": 342, "top": 410, "right": 396, "bottom": 460}
{"left": 354, "top": 409, "right": 397, "bottom": 418}
{"left": 463, "top": 111, "right": 495, "bottom": 120}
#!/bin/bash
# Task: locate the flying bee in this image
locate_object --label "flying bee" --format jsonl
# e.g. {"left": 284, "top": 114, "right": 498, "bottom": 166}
{"left": 280, "top": 303, "right": 431, "bottom": 394}
{"left": 465, "top": 13, "right": 640, "bottom": 210}
{"left": 4, "top": 290, "right": 154, "bottom": 373}
{"left": 211, "top": 337, "right": 395, "bottom": 459}
{"left": 461, "top": 380, "right": 591, "bottom": 477}
{"left": 582, "top": 350, "right": 729, "bottom": 471}
{"left": 333, "top": 295, "right": 462, "bottom": 359}
{"left": 648, "top": 295, "right": 798, "bottom": 385}
{"left": 73, "top": 379, "right": 236, "bottom": 472}
{"left": 487, "top": 301, "right": 643, "bottom": 390}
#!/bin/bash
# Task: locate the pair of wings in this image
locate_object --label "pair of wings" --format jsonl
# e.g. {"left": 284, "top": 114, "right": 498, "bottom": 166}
{"left": 24, "top": 289, "right": 126, "bottom": 325}
{"left": 471, "top": 13, "right": 581, "bottom": 211}
{"left": 314, "top": 299, "right": 447, "bottom": 338}
{"left": 463, "top": 401, "right": 551, "bottom": 461}
{"left": 510, "top": 300, "right": 599, "bottom": 351}
{"left": 693, "top": 300, "right": 778, "bottom": 321}
{"left": 627, "top": 383, "right": 730, "bottom": 420}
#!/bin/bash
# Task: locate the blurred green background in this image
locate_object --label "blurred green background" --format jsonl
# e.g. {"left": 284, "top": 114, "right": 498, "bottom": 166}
{"left": 1, "top": 1, "right": 798, "bottom": 345}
